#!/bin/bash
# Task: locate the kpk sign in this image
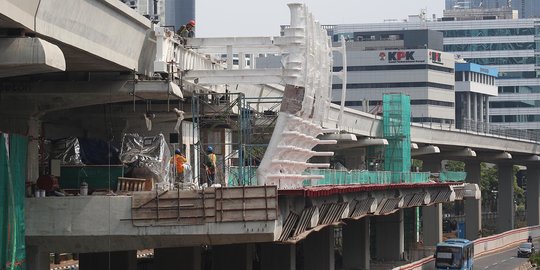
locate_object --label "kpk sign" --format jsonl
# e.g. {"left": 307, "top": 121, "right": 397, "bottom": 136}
{"left": 429, "top": 51, "right": 444, "bottom": 65}
{"left": 379, "top": 51, "right": 425, "bottom": 64}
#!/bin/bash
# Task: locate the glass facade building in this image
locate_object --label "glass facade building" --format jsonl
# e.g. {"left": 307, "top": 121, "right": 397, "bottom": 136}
{"left": 445, "top": 0, "right": 540, "bottom": 18}
{"left": 333, "top": 18, "right": 540, "bottom": 131}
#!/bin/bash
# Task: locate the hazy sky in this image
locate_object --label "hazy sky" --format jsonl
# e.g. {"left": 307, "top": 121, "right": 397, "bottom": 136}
{"left": 195, "top": 0, "right": 445, "bottom": 37}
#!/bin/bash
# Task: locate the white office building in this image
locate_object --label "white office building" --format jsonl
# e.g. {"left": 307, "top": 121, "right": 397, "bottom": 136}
{"left": 332, "top": 18, "right": 540, "bottom": 131}
{"left": 333, "top": 48, "right": 456, "bottom": 124}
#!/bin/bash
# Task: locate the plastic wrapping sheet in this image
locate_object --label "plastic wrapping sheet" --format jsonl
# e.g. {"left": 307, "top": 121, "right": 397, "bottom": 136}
{"left": 119, "top": 134, "right": 171, "bottom": 185}
{"left": 51, "top": 137, "right": 83, "bottom": 165}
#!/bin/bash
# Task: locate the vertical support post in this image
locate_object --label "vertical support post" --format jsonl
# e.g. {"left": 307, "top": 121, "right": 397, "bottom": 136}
{"left": 375, "top": 210, "right": 404, "bottom": 261}
{"left": 213, "top": 244, "right": 254, "bottom": 270}
{"left": 260, "top": 243, "right": 296, "bottom": 270}
{"left": 466, "top": 92, "right": 471, "bottom": 123}
{"left": 154, "top": 247, "right": 202, "bottom": 270}
{"left": 26, "top": 246, "right": 49, "bottom": 270}
{"left": 343, "top": 218, "right": 370, "bottom": 270}
{"left": 304, "top": 227, "right": 335, "bottom": 270}
{"left": 27, "top": 117, "right": 40, "bottom": 183}
{"left": 527, "top": 166, "right": 540, "bottom": 226}
{"left": 423, "top": 204, "right": 443, "bottom": 246}
{"left": 465, "top": 161, "right": 482, "bottom": 240}
{"left": 79, "top": 251, "right": 137, "bottom": 270}
{"left": 497, "top": 163, "right": 514, "bottom": 233}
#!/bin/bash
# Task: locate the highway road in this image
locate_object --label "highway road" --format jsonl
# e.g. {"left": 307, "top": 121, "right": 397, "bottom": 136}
{"left": 422, "top": 240, "right": 533, "bottom": 270}
{"left": 473, "top": 242, "right": 533, "bottom": 270}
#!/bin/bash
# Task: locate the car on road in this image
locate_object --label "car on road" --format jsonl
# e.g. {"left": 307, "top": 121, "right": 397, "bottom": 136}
{"left": 517, "top": 242, "right": 535, "bottom": 258}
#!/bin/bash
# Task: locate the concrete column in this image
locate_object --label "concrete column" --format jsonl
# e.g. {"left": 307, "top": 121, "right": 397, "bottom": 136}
{"left": 79, "top": 250, "right": 136, "bottom": 270}
{"left": 497, "top": 163, "right": 514, "bottom": 233}
{"left": 480, "top": 95, "right": 485, "bottom": 123}
{"left": 26, "top": 246, "right": 49, "bottom": 270}
{"left": 154, "top": 247, "right": 202, "bottom": 270}
{"left": 465, "top": 161, "right": 482, "bottom": 240}
{"left": 423, "top": 160, "right": 441, "bottom": 173}
{"left": 213, "top": 244, "right": 254, "bottom": 270}
{"left": 423, "top": 204, "right": 443, "bottom": 246}
{"left": 466, "top": 92, "right": 471, "bottom": 121}
{"left": 260, "top": 243, "right": 296, "bottom": 270}
{"left": 527, "top": 166, "right": 540, "bottom": 226}
{"left": 343, "top": 218, "right": 370, "bottom": 270}
{"left": 304, "top": 226, "right": 335, "bottom": 270}
{"left": 27, "top": 117, "right": 40, "bottom": 182}
{"left": 375, "top": 210, "right": 404, "bottom": 261}
{"left": 473, "top": 93, "right": 478, "bottom": 122}
{"left": 486, "top": 97, "right": 490, "bottom": 124}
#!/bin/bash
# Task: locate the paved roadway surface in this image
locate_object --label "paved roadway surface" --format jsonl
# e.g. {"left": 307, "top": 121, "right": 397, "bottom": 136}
{"left": 421, "top": 241, "right": 534, "bottom": 270}
{"left": 473, "top": 242, "right": 533, "bottom": 270}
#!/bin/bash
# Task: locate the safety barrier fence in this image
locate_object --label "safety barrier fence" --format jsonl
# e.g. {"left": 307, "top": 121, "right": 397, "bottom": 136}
{"left": 227, "top": 168, "right": 466, "bottom": 187}
{"left": 394, "top": 225, "right": 540, "bottom": 270}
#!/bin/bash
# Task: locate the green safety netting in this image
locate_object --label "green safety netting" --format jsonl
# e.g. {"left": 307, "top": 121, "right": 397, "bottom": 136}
{"left": 383, "top": 94, "right": 411, "bottom": 183}
{"left": 1, "top": 133, "right": 28, "bottom": 270}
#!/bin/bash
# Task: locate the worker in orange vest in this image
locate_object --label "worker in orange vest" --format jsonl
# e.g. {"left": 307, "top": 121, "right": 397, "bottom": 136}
{"left": 172, "top": 149, "right": 188, "bottom": 184}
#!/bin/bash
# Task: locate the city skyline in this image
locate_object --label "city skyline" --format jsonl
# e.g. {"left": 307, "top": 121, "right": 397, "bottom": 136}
{"left": 195, "top": 0, "right": 445, "bottom": 37}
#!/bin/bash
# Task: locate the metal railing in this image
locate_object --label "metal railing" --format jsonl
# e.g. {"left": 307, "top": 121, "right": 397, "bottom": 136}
{"left": 439, "top": 171, "right": 467, "bottom": 182}
{"left": 458, "top": 119, "right": 540, "bottom": 142}
{"left": 225, "top": 167, "right": 466, "bottom": 187}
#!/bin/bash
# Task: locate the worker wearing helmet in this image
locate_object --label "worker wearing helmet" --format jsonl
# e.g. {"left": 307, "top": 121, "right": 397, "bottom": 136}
{"left": 178, "top": 19, "right": 195, "bottom": 38}
{"left": 171, "top": 149, "right": 188, "bottom": 184}
{"left": 203, "top": 146, "right": 217, "bottom": 186}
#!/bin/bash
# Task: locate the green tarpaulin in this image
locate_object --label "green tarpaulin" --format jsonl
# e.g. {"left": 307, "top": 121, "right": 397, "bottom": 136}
{"left": 1, "top": 133, "right": 28, "bottom": 270}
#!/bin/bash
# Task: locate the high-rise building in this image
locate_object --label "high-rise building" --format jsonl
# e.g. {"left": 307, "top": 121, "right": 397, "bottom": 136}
{"left": 120, "top": 0, "right": 164, "bottom": 23}
{"left": 331, "top": 30, "right": 457, "bottom": 125}
{"left": 332, "top": 17, "right": 540, "bottom": 130}
{"left": 120, "top": 0, "right": 195, "bottom": 31}
{"left": 445, "top": 0, "right": 540, "bottom": 18}
{"left": 164, "top": 0, "right": 195, "bottom": 32}
{"left": 512, "top": 0, "right": 540, "bottom": 19}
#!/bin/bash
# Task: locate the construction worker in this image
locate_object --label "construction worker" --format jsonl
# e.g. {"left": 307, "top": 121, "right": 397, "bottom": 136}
{"left": 177, "top": 19, "right": 195, "bottom": 38}
{"left": 204, "top": 146, "right": 217, "bottom": 186}
{"left": 172, "top": 149, "right": 188, "bottom": 184}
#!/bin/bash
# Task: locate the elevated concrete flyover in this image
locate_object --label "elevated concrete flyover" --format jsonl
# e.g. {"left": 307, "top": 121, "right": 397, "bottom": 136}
{"left": 0, "top": 0, "right": 155, "bottom": 74}
{"left": 323, "top": 105, "right": 540, "bottom": 158}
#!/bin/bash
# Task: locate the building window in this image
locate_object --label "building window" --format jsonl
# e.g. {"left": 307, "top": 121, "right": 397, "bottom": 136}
{"left": 332, "top": 82, "right": 454, "bottom": 90}
{"left": 464, "top": 57, "right": 535, "bottom": 65}
{"left": 443, "top": 28, "right": 534, "bottom": 38}
{"left": 444, "top": 42, "right": 535, "bottom": 52}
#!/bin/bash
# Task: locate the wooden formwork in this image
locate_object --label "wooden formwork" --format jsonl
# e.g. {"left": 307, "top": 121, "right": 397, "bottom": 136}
{"left": 130, "top": 186, "right": 277, "bottom": 226}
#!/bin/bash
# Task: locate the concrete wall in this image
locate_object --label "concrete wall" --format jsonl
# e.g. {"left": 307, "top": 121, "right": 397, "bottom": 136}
{"left": 25, "top": 196, "right": 276, "bottom": 252}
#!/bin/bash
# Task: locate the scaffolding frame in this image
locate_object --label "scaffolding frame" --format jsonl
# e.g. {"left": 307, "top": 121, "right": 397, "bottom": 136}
{"left": 191, "top": 92, "right": 281, "bottom": 187}
{"left": 383, "top": 94, "right": 412, "bottom": 182}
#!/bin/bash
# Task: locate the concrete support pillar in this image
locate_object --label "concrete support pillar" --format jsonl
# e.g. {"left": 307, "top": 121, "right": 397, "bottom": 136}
{"left": 466, "top": 92, "right": 471, "bottom": 121}
{"left": 527, "top": 166, "right": 540, "bottom": 226}
{"left": 480, "top": 95, "right": 485, "bottom": 123}
{"left": 486, "top": 97, "right": 490, "bottom": 124}
{"left": 423, "top": 204, "right": 443, "bottom": 246}
{"left": 465, "top": 161, "right": 482, "bottom": 240}
{"left": 26, "top": 246, "right": 49, "bottom": 270}
{"left": 423, "top": 160, "right": 441, "bottom": 173}
{"left": 304, "top": 227, "right": 335, "bottom": 270}
{"left": 27, "top": 117, "right": 40, "bottom": 182}
{"left": 260, "top": 243, "right": 296, "bottom": 270}
{"left": 473, "top": 93, "right": 478, "bottom": 122}
{"left": 343, "top": 218, "right": 370, "bottom": 270}
{"left": 375, "top": 211, "right": 404, "bottom": 261}
{"left": 213, "top": 244, "right": 254, "bottom": 270}
{"left": 79, "top": 250, "right": 136, "bottom": 270}
{"left": 154, "top": 247, "right": 202, "bottom": 270}
{"left": 497, "top": 163, "right": 514, "bottom": 233}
